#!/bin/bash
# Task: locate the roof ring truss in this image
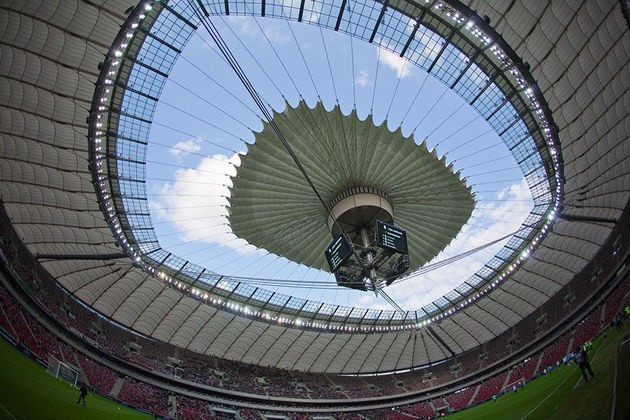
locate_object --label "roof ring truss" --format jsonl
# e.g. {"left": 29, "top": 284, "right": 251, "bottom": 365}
{"left": 87, "top": 0, "right": 563, "bottom": 332}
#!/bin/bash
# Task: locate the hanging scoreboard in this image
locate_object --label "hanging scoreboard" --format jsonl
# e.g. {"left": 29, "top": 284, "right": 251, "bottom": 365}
{"left": 325, "top": 232, "right": 354, "bottom": 272}
{"left": 323, "top": 222, "right": 409, "bottom": 291}
{"left": 376, "top": 220, "right": 408, "bottom": 254}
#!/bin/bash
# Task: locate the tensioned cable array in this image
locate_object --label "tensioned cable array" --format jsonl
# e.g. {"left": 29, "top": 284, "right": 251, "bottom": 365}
{"left": 191, "top": 5, "right": 333, "bottom": 223}
{"left": 186, "top": 5, "right": 408, "bottom": 287}
{"left": 185, "top": 6, "right": 483, "bottom": 317}
{"left": 181, "top": 228, "right": 517, "bottom": 289}
{"left": 142, "top": 10, "right": 538, "bottom": 311}
{"left": 185, "top": 4, "right": 418, "bottom": 315}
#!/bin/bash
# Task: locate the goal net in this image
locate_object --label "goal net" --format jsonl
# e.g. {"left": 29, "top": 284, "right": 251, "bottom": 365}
{"left": 47, "top": 354, "right": 79, "bottom": 388}
{"left": 504, "top": 378, "right": 524, "bottom": 393}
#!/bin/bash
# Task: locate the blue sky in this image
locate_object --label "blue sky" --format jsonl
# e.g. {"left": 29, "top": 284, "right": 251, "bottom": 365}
{"left": 146, "top": 16, "right": 532, "bottom": 312}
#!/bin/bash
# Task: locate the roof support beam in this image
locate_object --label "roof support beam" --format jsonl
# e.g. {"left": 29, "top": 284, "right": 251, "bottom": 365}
{"left": 558, "top": 213, "right": 617, "bottom": 225}
{"left": 297, "top": 0, "right": 306, "bottom": 22}
{"left": 369, "top": 0, "right": 390, "bottom": 43}
{"left": 334, "top": 0, "right": 347, "bottom": 31}
{"left": 442, "top": 316, "right": 480, "bottom": 348}
{"left": 400, "top": 1, "right": 432, "bottom": 58}
{"left": 426, "top": 326, "right": 455, "bottom": 357}
{"left": 36, "top": 253, "right": 128, "bottom": 260}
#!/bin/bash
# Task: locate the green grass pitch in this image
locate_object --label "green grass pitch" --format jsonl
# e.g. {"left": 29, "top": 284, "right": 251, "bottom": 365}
{"left": 446, "top": 324, "right": 628, "bottom": 420}
{"left": 0, "top": 325, "right": 627, "bottom": 419}
{"left": 0, "top": 338, "right": 147, "bottom": 419}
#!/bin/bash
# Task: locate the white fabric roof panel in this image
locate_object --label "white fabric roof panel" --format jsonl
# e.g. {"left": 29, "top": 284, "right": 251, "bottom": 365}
{"left": 499, "top": 280, "right": 544, "bottom": 312}
{"left": 441, "top": 315, "right": 482, "bottom": 349}
{"left": 92, "top": 268, "right": 147, "bottom": 319}
{"left": 469, "top": 298, "right": 512, "bottom": 333}
{"left": 322, "top": 335, "right": 356, "bottom": 372}
{"left": 537, "top": 240, "right": 593, "bottom": 269}
{"left": 275, "top": 331, "right": 320, "bottom": 370}
{"left": 172, "top": 303, "right": 218, "bottom": 352}
{"left": 429, "top": 321, "right": 466, "bottom": 354}
{"left": 163, "top": 301, "right": 202, "bottom": 346}
{"left": 387, "top": 332, "right": 417, "bottom": 371}
{"left": 0, "top": 138, "right": 89, "bottom": 181}
{"left": 518, "top": 261, "right": 567, "bottom": 292}
{"left": 153, "top": 297, "right": 200, "bottom": 343}
{"left": 119, "top": 279, "right": 169, "bottom": 324}
{"left": 264, "top": 328, "right": 305, "bottom": 370}
{"left": 209, "top": 316, "right": 256, "bottom": 357}
{"left": 368, "top": 334, "right": 402, "bottom": 371}
{"left": 0, "top": 46, "right": 89, "bottom": 98}
{"left": 513, "top": 271, "right": 557, "bottom": 303}
{"left": 132, "top": 287, "right": 184, "bottom": 337}
{"left": 305, "top": 334, "right": 351, "bottom": 372}
{"left": 342, "top": 334, "right": 384, "bottom": 373}
{"left": 241, "top": 322, "right": 287, "bottom": 365}
{"left": 455, "top": 305, "right": 498, "bottom": 344}
{"left": 272, "top": 329, "right": 322, "bottom": 369}
{"left": 288, "top": 333, "right": 329, "bottom": 371}
{"left": 197, "top": 311, "right": 237, "bottom": 353}
{"left": 423, "top": 331, "right": 451, "bottom": 364}
{"left": 11, "top": 227, "right": 114, "bottom": 257}
{"left": 0, "top": 108, "right": 89, "bottom": 152}
{"left": 41, "top": 260, "right": 129, "bottom": 297}
{"left": 393, "top": 334, "right": 415, "bottom": 370}
{"left": 0, "top": 0, "right": 627, "bottom": 374}
{"left": 224, "top": 321, "right": 268, "bottom": 360}
{"left": 0, "top": 172, "right": 92, "bottom": 208}
{"left": 7, "top": 204, "right": 103, "bottom": 232}
{"left": 71, "top": 266, "right": 133, "bottom": 304}
{"left": 554, "top": 221, "right": 613, "bottom": 250}
{"left": 482, "top": 289, "right": 530, "bottom": 326}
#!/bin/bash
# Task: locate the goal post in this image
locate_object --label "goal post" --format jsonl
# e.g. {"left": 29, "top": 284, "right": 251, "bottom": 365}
{"left": 503, "top": 378, "right": 525, "bottom": 394}
{"left": 47, "top": 354, "right": 80, "bottom": 388}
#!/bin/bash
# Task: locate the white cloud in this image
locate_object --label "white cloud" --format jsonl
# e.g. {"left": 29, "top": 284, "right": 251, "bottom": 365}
{"left": 405, "top": 16, "right": 416, "bottom": 34}
{"left": 150, "top": 153, "right": 256, "bottom": 253}
{"left": 356, "top": 294, "right": 395, "bottom": 311}
{"left": 385, "top": 178, "right": 533, "bottom": 310}
{"left": 355, "top": 69, "right": 370, "bottom": 87}
{"left": 280, "top": 0, "right": 301, "bottom": 9}
{"left": 302, "top": 0, "right": 322, "bottom": 24}
{"left": 232, "top": 16, "right": 257, "bottom": 36}
{"left": 169, "top": 137, "right": 202, "bottom": 162}
{"left": 264, "top": 25, "right": 290, "bottom": 44}
{"left": 406, "top": 29, "right": 443, "bottom": 65}
{"left": 378, "top": 48, "right": 413, "bottom": 79}
{"left": 232, "top": 16, "right": 291, "bottom": 44}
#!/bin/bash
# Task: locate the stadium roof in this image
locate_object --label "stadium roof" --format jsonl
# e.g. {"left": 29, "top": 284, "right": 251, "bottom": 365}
{"left": 0, "top": 0, "right": 628, "bottom": 374}
{"left": 88, "top": 0, "right": 565, "bottom": 328}
{"left": 229, "top": 100, "right": 475, "bottom": 272}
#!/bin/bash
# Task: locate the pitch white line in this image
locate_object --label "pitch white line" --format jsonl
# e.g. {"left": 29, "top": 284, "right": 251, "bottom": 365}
{"left": 523, "top": 345, "right": 604, "bottom": 419}
{"left": 611, "top": 336, "right": 630, "bottom": 420}
{"left": 520, "top": 367, "right": 576, "bottom": 420}
{"left": 0, "top": 404, "right": 17, "bottom": 420}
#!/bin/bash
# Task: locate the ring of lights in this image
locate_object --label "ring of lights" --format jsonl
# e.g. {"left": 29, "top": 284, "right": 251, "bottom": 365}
{"left": 88, "top": 0, "right": 563, "bottom": 333}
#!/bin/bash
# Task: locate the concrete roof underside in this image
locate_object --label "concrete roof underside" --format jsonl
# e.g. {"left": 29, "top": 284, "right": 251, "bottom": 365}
{"left": 0, "top": 0, "right": 628, "bottom": 374}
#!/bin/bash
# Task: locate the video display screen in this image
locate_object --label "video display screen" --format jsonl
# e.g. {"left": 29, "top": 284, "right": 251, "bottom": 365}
{"left": 376, "top": 220, "right": 408, "bottom": 254}
{"left": 324, "top": 233, "right": 353, "bottom": 272}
